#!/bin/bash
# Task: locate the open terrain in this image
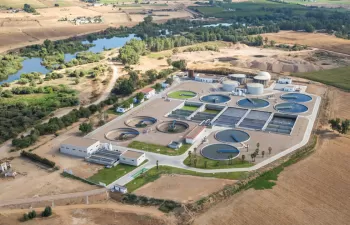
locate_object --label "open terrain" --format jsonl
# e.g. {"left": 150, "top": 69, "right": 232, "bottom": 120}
{"left": 261, "top": 31, "right": 350, "bottom": 55}
{"left": 134, "top": 174, "right": 235, "bottom": 203}
{"left": 193, "top": 86, "right": 350, "bottom": 225}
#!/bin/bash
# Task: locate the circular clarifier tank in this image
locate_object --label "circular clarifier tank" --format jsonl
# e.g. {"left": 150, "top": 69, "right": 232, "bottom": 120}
{"left": 237, "top": 98, "right": 270, "bottom": 109}
{"left": 105, "top": 128, "right": 139, "bottom": 142}
{"left": 200, "top": 94, "right": 230, "bottom": 104}
{"left": 156, "top": 120, "right": 189, "bottom": 133}
{"left": 201, "top": 144, "right": 240, "bottom": 161}
{"left": 281, "top": 93, "right": 312, "bottom": 103}
{"left": 215, "top": 129, "right": 250, "bottom": 143}
{"left": 125, "top": 116, "right": 157, "bottom": 128}
{"left": 275, "top": 102, "right": 308, "bottom": 114}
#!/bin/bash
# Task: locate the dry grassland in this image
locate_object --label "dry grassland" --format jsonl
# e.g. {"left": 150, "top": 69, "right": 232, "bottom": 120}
{"left": 193, "top": 86, "right": 350, "bottom": 225}
{"left": 134, "top": 174, "right": 235, "bottom": 203}
{"left": 261, "top": 31, "right": 350, "bottom": 55}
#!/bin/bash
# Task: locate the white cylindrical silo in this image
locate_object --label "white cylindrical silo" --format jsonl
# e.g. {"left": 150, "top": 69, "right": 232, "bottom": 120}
{"left": 247, "top": 83, "right": 264, "bottom": 95}
{"left": 222, "top": 80, "right": 239, "bottom": 92}
{"left": 229, "top": 74, "right": 247, "bottom": 84}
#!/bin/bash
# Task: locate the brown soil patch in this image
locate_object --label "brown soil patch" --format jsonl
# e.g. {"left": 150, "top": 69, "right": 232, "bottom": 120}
{"left": 134, "top": 174, "right": 235, "bottom": 203}
{"left": 261, "top": 31, "right": 350, "bottom": 55}
{"left": 0, "top": 202, "right": 173, "bottom": 225}
{"left": 193, "top": 88, "right": 350, "bottom": 225}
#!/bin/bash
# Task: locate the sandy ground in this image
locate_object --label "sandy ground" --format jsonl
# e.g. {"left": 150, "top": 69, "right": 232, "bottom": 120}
{"left": 134, "top": 174, "right": 235, "bottom": 203}
{"left": 171, "top": 42, "right": 350, "bottom": 74}
{"left": 193, "top": 86, "right": 350, "bottom": 225}
{"left": 261, "top": 31, "right": 350, "bottom": 55}
{"left": 0, "top": 202, "right": 174, "bottom": 225}
{"left": 0, "top": 3, "right": 193, "bottom": 53}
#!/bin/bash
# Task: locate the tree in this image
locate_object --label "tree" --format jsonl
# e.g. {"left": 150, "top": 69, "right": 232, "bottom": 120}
{"left": 172, "top": 48, "right": 179, "bottom": 54}
{"left": 241, "top": 154, "right": 245, "bottom": 163}
{"left": 144, "top": 15, "right": 153, "bottom": 23}
{"left": 22, "top": 213, "right": 29, "bottom": 221}
{"left": 264, "top": 37, "right": 269, "bottom": 45}
{"left": 268, "top": 147, "right": 272, "bottom": 155}
{"left": 270, "top": 40, "right": 276, "bottom": 47}
{"left": 156, "top": 160, "right": 159, "bottom": 170}
{"left": 172, "top": 60, "right": 187, "bottom": 70}
{"left": 154, "top": 83, "right": 162, "bottom": 92}
{"left": 145, "top": 69, "right": 158, "bottom": 84}
{"left": 193, "top": 158, "right": 197, "bottom": 167}
{"left": 166, "top": 58, "right": 172, "bottom": 66}
{"left": 250, "top": 153, "right": 256, "bottom": 162}
{"left": 165, "top": 77, "right": 174, "bottom": 85}
{"left": 79, "top": 122, "right": 93, "bottom": 134}
{"left": 136, "top": 92, "right": 144, "bottom": 102}
{"left": 28, "top": 210, "right": 37, "bottom": 219}
{"left": 262, "top": 151, "right": 265, "bottom": 158}
{"left": 188, "top": 150, "right": 192, "bottom": 159}
{"left": 256, "top": 142, "right": 260, "bottom": 150}
{"left": 246, "top": 144, "right": 249, "bottom": 152}
{"left": 341, "top": 119, "right": 350, "bottom": 134}
{"left": 204, "top": 160, "right": 207, "bottom": 168}
{"left": 194, "top": 147, "right": 197, "bottom": 155}
{"left": 42, "top": 206, "right": 52, "bottom": 217}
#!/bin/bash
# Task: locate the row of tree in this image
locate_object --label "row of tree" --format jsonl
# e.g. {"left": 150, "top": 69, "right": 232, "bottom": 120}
{"left": 329, "top": 118, "right": 350, "bottom": 134}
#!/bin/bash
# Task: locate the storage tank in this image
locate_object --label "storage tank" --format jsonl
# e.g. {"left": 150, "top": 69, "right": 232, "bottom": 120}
{"left": 222, "top": 80, "right": 239, "bottom": 92}
{"left": 229, "top": 74, "right": 247, "bottom": 84}
{"left": 257, "top": 71, "right": 271, "bottom": 80}
{"left": 188, "top": 70, "right": 195, "bottom": 78}
{"left": 254, "top": 75, "right": 269, "bottom": 86}
{"left": 247, "top": 83, "right": 264, "bottom": 95}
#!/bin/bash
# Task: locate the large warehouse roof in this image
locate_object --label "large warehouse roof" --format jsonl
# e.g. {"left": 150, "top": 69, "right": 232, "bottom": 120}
{"left": 61, "top": 137, "right": 99, "bottom": 148}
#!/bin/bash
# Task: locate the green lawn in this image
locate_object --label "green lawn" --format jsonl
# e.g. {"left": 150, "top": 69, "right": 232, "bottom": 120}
{"left": 182, "top": 105, "right": 199, "bottom": 111}
{"left": 125, "top": 165, "right": 246, "bottom": 192}
{"left": 147, "top": 51, "right": 172, "bottom": 59}
{"left": 292, "top": 66, "right": 350, "bottom": 91}
{"left": 128, "top": 141, "right": 191, "bottom": 156}
{"left": 168, "top": 90, "right": 197, "bottom": 99}
{"left": 88, "top": 161, "right": 147, "bottom": 185}
{"left": 183, "top": 154, "right": 253, "bottom": 169}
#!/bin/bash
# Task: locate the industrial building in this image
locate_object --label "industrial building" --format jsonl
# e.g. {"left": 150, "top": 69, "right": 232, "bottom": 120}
{"left": 247, "top": 83, "right": 264, "bottom": 95}
{"left": 185, "top": 125, "right": 206, "bottom": 144}
{"left": 278, "top": 77, "right": 292, "bottom": 84}
{"left": 222, "top": 80, "right": 239, "bottom": 91}
{"left": 119, "top": 150, "right": 146, "bottom": 166}
{"left": 60, "top": 137, "right": 100, "bottom": 158}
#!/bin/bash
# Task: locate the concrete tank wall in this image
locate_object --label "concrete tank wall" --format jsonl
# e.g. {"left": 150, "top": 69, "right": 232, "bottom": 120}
{"left": 247, "top": 83, "right": 264, "bottom": 95}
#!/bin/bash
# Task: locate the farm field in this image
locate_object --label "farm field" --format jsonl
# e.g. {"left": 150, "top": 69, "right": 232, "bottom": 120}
{"left": 261, "top": 31, "right": 350, "bottom": 55}
{"left": 293, "top": 66, "right": 350, "bottom": 91}
{"left": 193, "top": 87, "right": 350, "bottom": 225}
{"left": 134, "top": 174, "right": 235, "bottom": 203}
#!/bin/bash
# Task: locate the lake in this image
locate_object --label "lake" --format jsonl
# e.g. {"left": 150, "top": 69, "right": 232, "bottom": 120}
{"left": 0, "top": 34, "right": 138, "bottom": 84}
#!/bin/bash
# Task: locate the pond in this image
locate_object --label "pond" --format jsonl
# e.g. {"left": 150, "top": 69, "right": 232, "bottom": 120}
{"left": 1, "top": 34, "right": 138, "bottom": 84}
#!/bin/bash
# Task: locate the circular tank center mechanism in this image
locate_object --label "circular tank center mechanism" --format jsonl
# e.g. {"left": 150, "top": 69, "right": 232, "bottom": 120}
{"left": 275, "top": 102, "right": 308, "bottom": 114}
{"left": 168, "top": 90, "right": 197, "bottom": 99}
{"left": 281, "top": 93, "right": 312, "bottom": 103}
{"left": 156, "top": 120, "right": 189, "bottom": 133}
{"left": 200, "top": 94, "right": 231, "bottom": 104}
{"left": 105, "top": 128, "right": 139, "bottom": 141}
{"left": 215, "top": 129, "right": 250, "bottom": 143}
{"left": 201, "top": 144, "right": 240, "bottom": 161}
{"left": 125, "top": 116, "right": 157, "bottom": 128}
{"left": 237, "top": 98, "right": 270, "bottom": 108}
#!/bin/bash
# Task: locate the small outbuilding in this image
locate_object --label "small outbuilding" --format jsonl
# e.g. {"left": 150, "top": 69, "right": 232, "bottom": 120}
{"left": 141, "top": 88, "right": 156, "bottom": 99}
{"left": 278, "top": 77, "right": 292, "bottom": 84}
{"left": 60, "top": 137, "right": 100, "bottom": 158}
{"left": 283, "top": 85, "right": 296, "bottom": 92}
{"left": 185, "top": 126, "right": 206, "bottom": 144}
{"left": 119, "top": 150, "right": 146, "bottom": 166}
{"left": 116, "top": 103, "right": 134, "bottom": 113}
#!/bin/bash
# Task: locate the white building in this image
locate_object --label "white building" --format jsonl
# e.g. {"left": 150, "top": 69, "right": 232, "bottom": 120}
{"left": 119, "top": 150, "right": 146, "bottom": 166}
{"left": 141, "top": 88, "right": 156, "bottom": 99}
{"left": 278, "top": 77, "right": 292, "bottom": 84}
{"left": 194, "top": 74, "right": 213, "bottom": 83}
{"left": 60, "top": 137, "right": 100, "bottom": 158}
{"left": 185, "top": 126, "right": 206, "bottom": 144}
{"left": 0, "top": 162, "right": 11, "bottom": 172}
{"left": 283, "top": 85, "right": 296, "bottom": 92}
{"left": 116, "top": 103, "right": 134, "bottom": 113}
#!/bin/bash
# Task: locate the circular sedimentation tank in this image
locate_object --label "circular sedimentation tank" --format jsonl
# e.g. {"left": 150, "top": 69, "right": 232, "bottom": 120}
{"left": 215, "top": 129, "right": 250, "bottom": 143}
{"left": 156, "top": 120, "right": 189, "bottom": 133}
{"left": 281, "top": 93, "right": 312, "bottom": 103}
{"left": 125, "top": 116, "right": 157, "bottom": 128}
{"left": 167, "top": 90, "right": 197, "bottom": 99}
{"left": 275, "top": 102, "right": 308, "bottom": 114}
{"left": 105, "top": 128, "right": 140, "bottom": 141}
{"left": 201, "top": 144, "right": 240, "bottom": 161}
{"left": 237, "top": 98, "right": 270, "bottom": 109}
{"left": 200, "top": 94, "right": 230, "bottom": 104}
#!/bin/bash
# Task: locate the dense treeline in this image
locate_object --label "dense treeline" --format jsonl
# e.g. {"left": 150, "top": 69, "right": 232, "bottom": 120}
{"left": 20, "top": 150, "right": 56, "bottom": 168}
{"left": 118, "top": 39, "right": 147, "bottom": 65}
{"left": 11, "top": 96, "right": 118, "bottom": 148}
{"left": 0, "top": 54, "right": 23, "bottom": 81}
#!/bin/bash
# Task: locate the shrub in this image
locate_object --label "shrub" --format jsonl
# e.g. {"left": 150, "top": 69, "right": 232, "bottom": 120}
{"left": 42, "top": 206, "right": 52, "bottom": 217}
{"left": 20, "top": 151, "right": 56, "bottom": 168}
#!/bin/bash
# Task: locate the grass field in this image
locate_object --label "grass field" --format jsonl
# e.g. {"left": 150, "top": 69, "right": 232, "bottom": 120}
{"left": 126, "top": 165, "right": 246, "bottom": 192}
{"left": 183, "top": 154, "right": 253, "bottom": 169}
{"left": 292, "top": 66, "right": 350, "bottom": 91}
{"left": 128, "top": 141, "right": 191, "bottom": 156}
{"left": 182, "top": 105, "right": 199, "bottom": 111}
{"left": 88, "top": 160, "right": 148, "bottom": 185}
{"left": 168, "top": 90, "right": 197, "bottom": 99}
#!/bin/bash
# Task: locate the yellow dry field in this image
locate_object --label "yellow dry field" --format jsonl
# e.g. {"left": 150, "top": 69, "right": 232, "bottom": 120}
{"left": 193, "top": 87, "right": 350, "bottom": 225}
{"left": 261, "top": 31, "right": 350, "bottom": 55}
{"left": 134, "top": 174, "right": 235, "bottom": 203}
{"left": 0, "top": 0, "right": 46, "bottom": 8}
